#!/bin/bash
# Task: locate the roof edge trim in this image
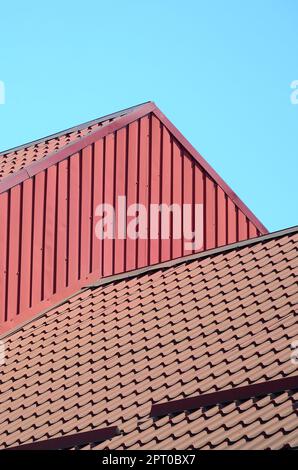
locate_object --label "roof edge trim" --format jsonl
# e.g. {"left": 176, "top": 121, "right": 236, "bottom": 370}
{"left": 85, "top": 225, "right": 298, "bottom": 289}
{"left": 151, "top": 375, "right": 298, "bottom": 417}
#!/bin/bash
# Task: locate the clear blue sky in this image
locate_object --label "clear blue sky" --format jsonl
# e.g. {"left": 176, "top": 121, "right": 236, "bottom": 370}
{"left": 0, "top": 0, "right": 297, "bottom": 231}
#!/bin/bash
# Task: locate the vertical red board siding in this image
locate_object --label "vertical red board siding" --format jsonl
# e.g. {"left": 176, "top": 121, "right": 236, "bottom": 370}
{"left": 55, "top": 160, "right": 68, "bottom": 290}
{"left": 227, "top": 197, "right": 237, "bottom": 244}
{"left": 0, "top": 192, "right": 8, "bottom": 323}
{"left": 194, "top": 163, "right": 204, "bottom": 254}
{"left": 248, "top": 221, "right": 258, "bottom": 238}
{"left": 68, "top": 152, "right": 80, "bottom": 287}
{"left": 238, "top": 210, "right": 249, "bottom": 241}
{"left": 149, "top": 115, "right": 161, "bottom": 265}
{"left": 183, "top": 152, "right": 193, "bottom": 256}
{"left": 205, "top": 176, "right": 216, "bottom": 250}
{"left": 217, "top": 187, "right": 227, "bottom": 247}
{"left": 0, "top": 111, "right": 265, "bottom": 333}
{"left": 7, "top": 185, "right": 21, "bottom": 318}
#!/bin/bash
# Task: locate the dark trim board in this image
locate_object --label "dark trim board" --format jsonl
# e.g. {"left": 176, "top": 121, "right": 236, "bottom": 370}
{"left": 5, "top": 426, "right": 119, "bottom": 450}
{"left": 0, "top": 102, "right": 267, "bottom": 235}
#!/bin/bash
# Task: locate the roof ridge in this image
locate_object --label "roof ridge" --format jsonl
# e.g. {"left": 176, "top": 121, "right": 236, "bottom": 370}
{"left": 0, "top": 101, "right": 151, "bottom": 156}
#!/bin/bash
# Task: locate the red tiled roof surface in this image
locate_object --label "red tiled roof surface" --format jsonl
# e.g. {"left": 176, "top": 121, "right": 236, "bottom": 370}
{"left": 0, "top": 228, "right": 297, "bottom": 450}
{"left": 0, "top": 103, "right": 144, "bottom": 180}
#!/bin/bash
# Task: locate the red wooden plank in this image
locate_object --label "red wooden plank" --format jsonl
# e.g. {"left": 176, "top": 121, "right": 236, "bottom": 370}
{"left": 43, "top": 165, "right": 57, "bottom": 300}
{"left": 227, "top": 198, "right": 237, "bottom": 244}
{"left": 31, "top": 173, "right": 45, "bottom": 306}
{"left": 92, "top": 139, "right": 104, "bottom": 277}
{"left": 9, "top": 426, "right": 119, "bottom": 450}
{"left": 238, "top": 210, "right": 248, "bottom": 241}
{"left": 114, "top": 127, "right": 127, "bottom": 274}
{"left": 217, "top": 186, "right": 227, "bottom": 247}
{"left": 172, "top": 140, "right": 183, "bottom": 259}
{"left": 55, "top": 160, "right": 68, "bottom": 290}
{"left": 151, "top": 375, "right": 298, "bottom": 418}
{"left": 0, "top": 103, "right": 155, "bottom": 195}
{"left": 0, "top": 169, "right": 28, "bottom": 195}
{"left": 21, "top": 103, "right": 155, "bottom": 181}
{"left": 0, "top": 107, "right": 271, "bottom": 334}
{"left": 205, "top": 176, "right": 216, "bottom": 250}
{"left": 19, "top": 179, "right": 33, "bottom": 314}
{"left": 103, "top": 134, "right": 115, "bottom": 276}
{"left": 0, "top": 192, "right": 9, "bottom": 323}
{"left": 68, "top": 153, "right": 80, "bottom": 287}
{"left": 249, "top": 221, "right": 258, "bottom": 238}
{"left": 137, "top": 116, "right": 150, "bottom": 268}
{"left": 126, "top": 121, "right": 139, "bottom": 271}
{"left": 7, "top": 185, "right": 21, "bottom": 318}
{"left": 0, "top": 103, "right": 268, "bottom": 242}
{"left": 160, "top": 125, "right": 172, "bottom": 262}
{"left": 183, "top": 153, "right": 193, "bottom": 255}
{"left": 80, "top": 146, "right": 92, "bottom": 280}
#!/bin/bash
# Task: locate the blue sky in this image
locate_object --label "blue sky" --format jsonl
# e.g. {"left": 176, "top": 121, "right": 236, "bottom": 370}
{"left": 0, "top": 0, "right": 297, "bottom": 231}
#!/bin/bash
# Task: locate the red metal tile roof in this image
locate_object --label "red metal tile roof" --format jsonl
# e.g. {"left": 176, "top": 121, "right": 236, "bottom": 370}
{"left": 0, "top": 227, "right": 297, "bottom": 450}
